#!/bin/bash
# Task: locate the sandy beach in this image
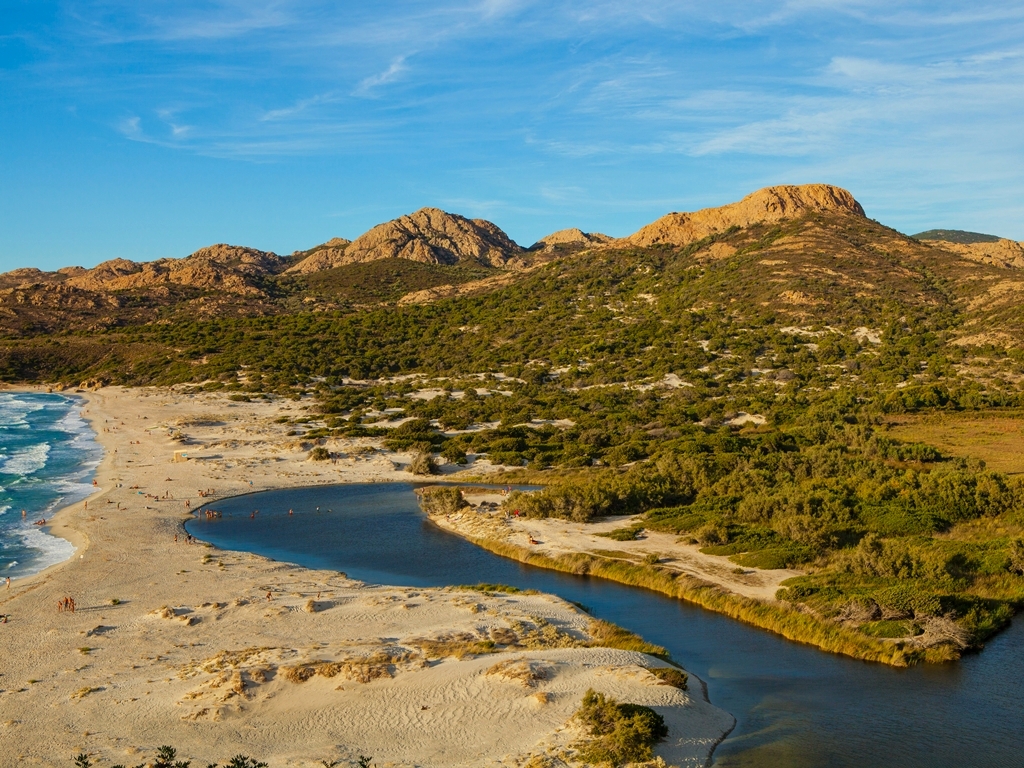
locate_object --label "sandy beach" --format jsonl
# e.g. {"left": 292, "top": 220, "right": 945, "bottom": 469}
{"left": 0, "top": 386, "right": 733, "bottom": 768}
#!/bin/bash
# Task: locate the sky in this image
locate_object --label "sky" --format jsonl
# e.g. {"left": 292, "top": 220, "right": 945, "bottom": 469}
{"left": 2, "top": 1, "right": 1024, "bottom": 271}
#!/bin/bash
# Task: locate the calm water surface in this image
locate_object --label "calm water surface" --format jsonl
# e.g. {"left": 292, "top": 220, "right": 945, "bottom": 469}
{"left": 187, "top": 483, "right": 1024, "bottom": 768}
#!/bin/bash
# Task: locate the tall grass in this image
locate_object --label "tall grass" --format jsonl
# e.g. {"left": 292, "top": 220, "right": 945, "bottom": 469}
{"left": 464, "top": 536, "right": 934, "bottom": 666}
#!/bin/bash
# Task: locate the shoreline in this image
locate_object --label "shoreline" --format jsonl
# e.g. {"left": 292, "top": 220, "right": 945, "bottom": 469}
{"left": 0, "top": 387, "right": 101, "bottom": 583}
{"left": 0, "top": 385, "right": 733, "bottom": 768}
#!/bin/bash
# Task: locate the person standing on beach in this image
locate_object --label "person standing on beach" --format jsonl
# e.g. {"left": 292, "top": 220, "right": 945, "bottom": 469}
{"left": 5, "top": 576, "right": 9, "bottom": 590}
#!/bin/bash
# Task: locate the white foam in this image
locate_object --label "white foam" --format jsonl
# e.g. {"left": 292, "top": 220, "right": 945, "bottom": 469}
{"left": 55, "top": 403, "right": 91, "bottom": 435}
{"left": 0, "top": 443, "right": 51, "bottom": 477}
{"left": 14, "top": 525, "right": 75, "bottom": 572}
{"left": 0, "top": 394, "right": 45, "bottom": 428}
{"left": 0, "top": 505, "right": 9, "bottom": 517}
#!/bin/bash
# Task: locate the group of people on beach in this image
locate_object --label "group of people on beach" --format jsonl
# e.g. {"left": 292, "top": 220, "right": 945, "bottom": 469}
{"left": 57, "top": 596, "right": 76, "bottom": 613}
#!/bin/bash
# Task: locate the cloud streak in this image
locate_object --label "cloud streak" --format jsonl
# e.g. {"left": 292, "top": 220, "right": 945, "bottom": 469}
{"left": 354, "top": 57, "right": 409, "bottom": 96}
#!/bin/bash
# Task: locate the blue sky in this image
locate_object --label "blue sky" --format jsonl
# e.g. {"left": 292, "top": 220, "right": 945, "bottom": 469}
{"left": 2, "top": 1, "right": 1024, "bottom": 271}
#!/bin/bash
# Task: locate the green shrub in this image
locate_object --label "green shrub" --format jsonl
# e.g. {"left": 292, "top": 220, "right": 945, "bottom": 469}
{"left": 731, "top": 545, "right": 811, "bottom": 570}
{"left": 309, "top": 446, "right": 330, "bottom": 461}
{"left": 649, "top": 667, "right": 688, "bottom": 690}
{"left": 419, "top": 486, "right": 468, "bottom": 516}
{"left": 875, "top": 584, "right": 942, "bottom": 617}
{"left": 441, "top": 442, "right": 468, "bottom": 464}
{"left": 596, "top": 525, "right": 644, "bottom": 541}
{"left": 410, "top": 451, "right": 437, "bottom": 475}
{"left": 1008, "top": 538, "right": 1024, "bottom": 574}
{"left": 574, "top": 689, "right": 668, "bottom": 766}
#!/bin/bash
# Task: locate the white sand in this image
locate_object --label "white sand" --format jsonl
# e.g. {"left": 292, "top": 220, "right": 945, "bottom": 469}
{"left": 0, "top": 386, "right": 733, "bottom": 768}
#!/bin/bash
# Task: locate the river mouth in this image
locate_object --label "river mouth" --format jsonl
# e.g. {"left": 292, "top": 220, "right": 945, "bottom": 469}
{"left": 187, "top": 482, "right": 1024, "bottom": 768}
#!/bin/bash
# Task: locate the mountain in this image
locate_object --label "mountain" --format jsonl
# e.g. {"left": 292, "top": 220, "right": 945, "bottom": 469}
{"left": 286, "top": 208, "right": 523, "bottom": 274}
{"left": 4, "top": 183, "right": 1024, "bottom": 668}
{"left": 913, "top": 229, "right": 1001, "bottom": 244}
{"left": 0, "top": 245, "right": 285, "bottom": 295}
{"left": 628, "top": 184, "right": 865, "bottom": 248}
{"left": 530, "top": 228, "right": 615, "bottom": 251}
{"left": 3, "top": 182, "right": 1024, "bottom": 346}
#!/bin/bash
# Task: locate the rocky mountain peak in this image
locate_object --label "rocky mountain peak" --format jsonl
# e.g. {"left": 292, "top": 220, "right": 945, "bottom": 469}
{"left": 0, "top": 245, "right": 283, "bottom": 296}
{"left": 343, "top": 207, "right": 523, "bottom": 268}
{"left": 629, "top": 184, "right": 866, "bottom": 248}
{"left": 286, "top": 208, "right": 523, "bottom": 274}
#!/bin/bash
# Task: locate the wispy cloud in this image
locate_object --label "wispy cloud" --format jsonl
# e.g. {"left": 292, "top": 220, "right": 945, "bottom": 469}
{"left": 8, "top": 0, "right": 1024, "bottom": 259}
{"left": 354, "top": 57, "right": 409, "bottom": 97}
{"left": 260, "top": 92, "right": 339, "bottom": 122}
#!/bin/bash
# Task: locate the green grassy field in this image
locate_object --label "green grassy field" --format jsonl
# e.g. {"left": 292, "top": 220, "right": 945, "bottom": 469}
{"left": 885, "top": 411, "right": 1024, "bottom": 475}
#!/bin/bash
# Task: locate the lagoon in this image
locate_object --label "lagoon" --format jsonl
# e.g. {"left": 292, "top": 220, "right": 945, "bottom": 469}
{"left": 188, "top": 482, "right": 1024, "bottom": 768}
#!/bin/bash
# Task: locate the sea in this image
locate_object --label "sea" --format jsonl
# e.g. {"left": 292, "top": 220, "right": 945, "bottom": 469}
{"left": 0, "top": 391, "right": 103, "bottom": 580}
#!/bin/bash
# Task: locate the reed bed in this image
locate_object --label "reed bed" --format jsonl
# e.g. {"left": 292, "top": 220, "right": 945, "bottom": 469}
{"left": 466, "top": 536, "right": 934, "bottom": 666}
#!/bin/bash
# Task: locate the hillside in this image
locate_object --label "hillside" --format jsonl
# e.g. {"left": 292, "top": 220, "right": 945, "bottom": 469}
{"left": 914, "top": 229, "right": 1001, "bottom": 244}
{"left": 3, "top": 183, "right": 1024, "bottom": 364}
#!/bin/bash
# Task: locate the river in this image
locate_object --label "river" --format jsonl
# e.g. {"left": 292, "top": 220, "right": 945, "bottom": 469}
{"left": 186, "top": 482, "right": 1023, "bottom": 768}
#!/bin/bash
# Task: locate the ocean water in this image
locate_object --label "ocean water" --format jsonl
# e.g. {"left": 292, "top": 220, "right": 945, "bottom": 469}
{"left": 0, "top": 391, "right": 103, "bottom": 579}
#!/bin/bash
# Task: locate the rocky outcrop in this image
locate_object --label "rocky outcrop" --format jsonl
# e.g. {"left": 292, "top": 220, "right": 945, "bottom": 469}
{"left": 629, "top": 184, "right": 866, "bottom": 248}
{"left": 530, "top": 228, "right": 615, "bottom": 251}
{"left": 0, "top": 245, "right": 284, "bottom": 296}
{"left": 301, "top": 208, "right": 523, "bottom": 270}
{"left": 285, "top": 238, "right": 352, "bottom": 274}
{"left": 932, "top": 239, "right": 1024, "bottom": 270}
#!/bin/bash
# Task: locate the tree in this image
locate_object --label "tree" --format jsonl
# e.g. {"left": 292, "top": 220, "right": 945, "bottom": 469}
{"left": 1009, "top": 539, "right": 1024, "bottom": 575}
